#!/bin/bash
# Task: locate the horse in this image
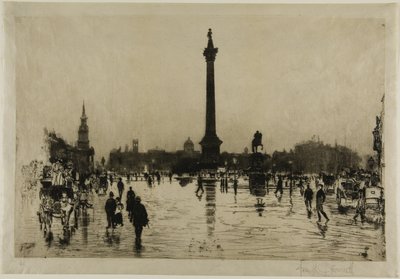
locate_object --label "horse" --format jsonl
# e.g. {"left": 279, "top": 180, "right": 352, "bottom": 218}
{"left": 38, "top": 198, "right": 75, "bottom": 235}
{"left": 37, "top": 202, "right": 53, "bottom": 234}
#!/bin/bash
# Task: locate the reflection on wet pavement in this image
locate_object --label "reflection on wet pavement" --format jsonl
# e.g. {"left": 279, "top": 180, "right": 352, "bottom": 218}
{"left": 16, "top": 179, "right": 385, "bottom": 260}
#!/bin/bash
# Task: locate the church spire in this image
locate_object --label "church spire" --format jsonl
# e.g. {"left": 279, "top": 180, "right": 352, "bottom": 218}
{"left": 78, "top": 101, "right": 89, "bottom": 149}
{"left": 81, "top": 101, "right": 87, "bottom": 119}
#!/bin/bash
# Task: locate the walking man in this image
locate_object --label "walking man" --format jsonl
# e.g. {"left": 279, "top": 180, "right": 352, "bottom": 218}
{"left": 275, "top": 176, "right": 283, "bottom": 197}
{"left": 304, "top": 183, "right": 313, "bottom": 218}
{"left": 353, "top": 193, "right": 366, "bottom": 223}
{"left": 127, "top": 186, "right": 135, "bottom": 199}
{"left": 316, "top": 184, "right": 329, "bottom": 223}
{"left": 126, "top": 187, "right": 136, "bottom": 222}
{"left": 105, "top": 191, "right": 117, "bottom": 229}
{"left": 196, "top": 175, "right": 204, "bottom": 195}
{"left": 168, "top": 172, "right": 173, "bottom": 183}
{"left": 117, "top": 177, "right": 124, "bottom": 198}
{"left": 132, "top": 196, "right": 149, "bottom": 249}
{"left": 233, "top": 179, "right": 238, "bottom": 195}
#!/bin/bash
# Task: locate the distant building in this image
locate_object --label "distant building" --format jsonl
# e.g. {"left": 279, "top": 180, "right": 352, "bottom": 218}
{"left": 132, "top": 139, "right": 139, "bottom": 153}
{"left": 108, "top": 138, "right": 200, "bottom": 172}
{"left": 76, "top": 102, "right": 95, "bottom": 176}
{"left": 184, "top": 137, "right": 194, "bottom": 154}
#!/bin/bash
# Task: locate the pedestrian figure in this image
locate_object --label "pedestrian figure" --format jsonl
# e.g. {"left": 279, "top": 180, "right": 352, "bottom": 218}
{"left": 220, "top": 177, "right": 225, "bottom": 192}
{"left": 353, "top": 193, "right": 366, "bottom": 223}
{"left": 109, "top": 174, "right": 113, "bottom": 185}
{"left": 169, "top": 172, "right": 173, "bottom": 183}
{"left": 147, "top": 175, "right": 152, "bottom": 186}
{"left": 275, "top": 176, "right": 283, "bottom": 198}
{"left": 132, "top": 196, "right": 149, "bottom": 249}
{"left": 233, "top": 179, "right": 238, "bottom": 195}
{"left": 60, "top": 192, "right": 73, "bottom": 228}
{"left": 196, "top": 175, "right": 204, "bottom": 196}
{"left": 71, "top": 192, "right": 80, "bottom": 229}
{"left": 113, "top": 197, "right": 124, "bottom": 227}
{"left": 105, "top": 191, "right": 117, "bottom": 229}
{"left": 304, "top": 184, "right": 313, "bottom": 218}
{"left": 156, "top": 172, "right": 161, "bottom": 184}
{"left": 126, "top": 186, "right": 136, "bottom": 221}
{"left": 299, "top": 179, "right": 305, "bottom": 196}
{"left": 289, "top": 178, "right": 293, "bottom": 196}
{"left": 117, "top": 177, "right": 124, "bottom": 198}
{"left": 316, "top": 184, "right": 330, "bottom": 223}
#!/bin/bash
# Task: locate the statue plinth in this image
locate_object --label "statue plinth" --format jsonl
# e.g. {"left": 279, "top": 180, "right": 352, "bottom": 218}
{"left": 249, "top": 152, "right": 266, "bottom": 195}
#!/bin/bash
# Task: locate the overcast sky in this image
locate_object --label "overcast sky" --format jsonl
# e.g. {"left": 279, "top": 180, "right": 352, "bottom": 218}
{"left": 14, "top": 4, "right": 385, "bottom": 163}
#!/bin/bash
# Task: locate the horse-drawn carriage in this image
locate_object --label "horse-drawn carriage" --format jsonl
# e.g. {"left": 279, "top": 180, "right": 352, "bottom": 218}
{"left": 336, "top": 179, "right": 360, "bottom": 209}
{"left": 365, "top": 186, "right": 384, "bottom": 209}
{"left": 97, "top": 174, "right": 108, "bottom": 195}
{"left": 37, "top": 178, "right": 77, "bottom": 233}
{"left": 321, "top": 173, "right": 336, "bottom": 194}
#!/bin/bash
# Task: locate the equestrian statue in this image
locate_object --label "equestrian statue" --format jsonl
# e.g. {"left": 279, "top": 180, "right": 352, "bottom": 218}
{"left": 252, "top": 130, "right": 263, "bottom": 153}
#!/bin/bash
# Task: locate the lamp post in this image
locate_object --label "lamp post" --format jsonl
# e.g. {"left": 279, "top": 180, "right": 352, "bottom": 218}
{"left": 232, "top": 157, "right": 238, "bottom": 175}
{"left": 288, "top": 160, "right": 293, "bottom": 196}
{"left": 233, "top": 157, "right": 238, "bottom": 195}
{"left": 224, "top": 160, "right": 228, "bottom": 192}
{"left": 272, "top": 163, "right": 276, "bottom": 185}
{"left": 151, "top": 158, "right": 155, "bottom": 174}
{"left": 368, "top": 157, "right": 375, "bottom": 172}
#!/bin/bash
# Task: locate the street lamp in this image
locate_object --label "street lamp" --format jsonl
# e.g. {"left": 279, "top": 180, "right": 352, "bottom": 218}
{"left": 224, "top": 160, "right": 228, "bottom": 192}
{"left": 288, "top": 160, "right": 293, "bottom": 195}
{"left": 368, "top": 157, "right": 375, "bottom": 171}
{"left": 232, "top": 157, "right": 238, "bottom": 168}
{"left": 232, "top": 157, "right": 238, "bottom": 194}
{"left": 232, "top": 157, "right": 238, "bottom": 178}
{"left": 151, "top": 158, "right": 155, "bottom": 173}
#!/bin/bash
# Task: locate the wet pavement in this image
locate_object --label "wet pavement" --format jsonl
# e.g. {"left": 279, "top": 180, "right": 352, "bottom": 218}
{"left": 16, "top": 178, "right": 385, "bottom": 260}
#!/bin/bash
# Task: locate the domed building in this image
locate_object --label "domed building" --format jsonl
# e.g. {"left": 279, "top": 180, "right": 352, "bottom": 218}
{"left": 184, "top": 137, "right": 194, "bottom": 154}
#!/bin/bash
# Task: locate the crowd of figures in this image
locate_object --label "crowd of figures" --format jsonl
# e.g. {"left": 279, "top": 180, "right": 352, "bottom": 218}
{"left": 32, "top": 152, "right": 384, "bottom": 253}
{"left": 193, "top": 168, "right": 384, "bottom": 226}
{"left": 35, "top": 159, "right": 166, "bottom": 250}
{"left": 104, "top": 177, "right": 149, "bottom": 249}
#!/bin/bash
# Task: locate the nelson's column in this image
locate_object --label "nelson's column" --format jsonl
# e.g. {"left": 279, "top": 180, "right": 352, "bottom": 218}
{"left": 199, "top": 29, "right": 222, "bottom": 168}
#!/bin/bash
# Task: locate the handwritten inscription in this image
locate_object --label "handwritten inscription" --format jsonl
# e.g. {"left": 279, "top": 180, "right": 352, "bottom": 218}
{"left": 298, "top": 262, "right": 354, "bottom": 276}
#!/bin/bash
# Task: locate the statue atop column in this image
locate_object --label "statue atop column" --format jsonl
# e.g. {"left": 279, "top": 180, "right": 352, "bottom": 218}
{"left": 199, "top": 28, "right": 222, "bottom": 168}
{"left": 207, "top": 28, "right": 212, "bottom": 39}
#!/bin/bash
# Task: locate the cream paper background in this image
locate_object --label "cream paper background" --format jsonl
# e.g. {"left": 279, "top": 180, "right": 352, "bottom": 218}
{"left": 1, "top": 1, "right": 399, "bottom": 276}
